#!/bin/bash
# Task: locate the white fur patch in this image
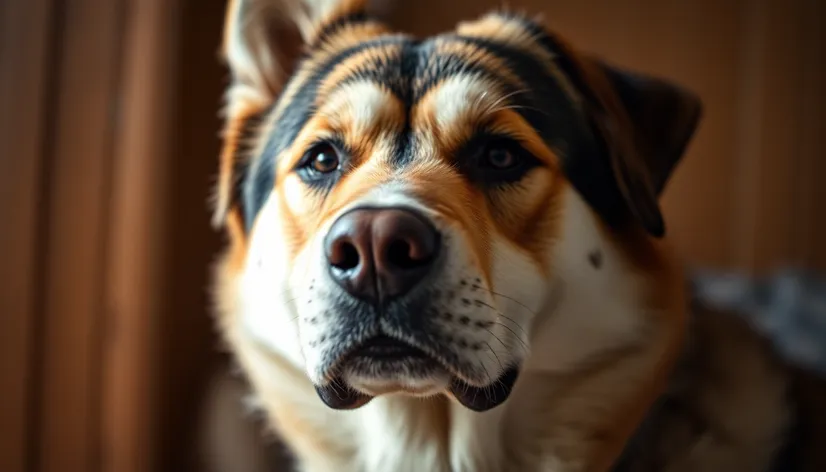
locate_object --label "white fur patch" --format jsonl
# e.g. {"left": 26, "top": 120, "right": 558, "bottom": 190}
{"left": 525, "top": 187, "right": 646, "bottom": 374}
{"left": 240, "top": 196, "right": 306, "bottom": 368}
{"left": 430, "top": 75, "right": 505, "bottom": 132}
{"left": 320, "top": 81, "right": 398, "bottom": 136}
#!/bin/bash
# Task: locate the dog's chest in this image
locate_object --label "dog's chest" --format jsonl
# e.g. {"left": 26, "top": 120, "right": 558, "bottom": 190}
{"left": 337, "top": 397, "right": 499, "bottom": 472}
{"left": 299, "top": 395, "right": 545, "bottom": 472}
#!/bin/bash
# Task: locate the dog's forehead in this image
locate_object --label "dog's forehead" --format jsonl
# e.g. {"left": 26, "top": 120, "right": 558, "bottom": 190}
{"left": 242, "top": 16, "right": 601, "bottom": 227}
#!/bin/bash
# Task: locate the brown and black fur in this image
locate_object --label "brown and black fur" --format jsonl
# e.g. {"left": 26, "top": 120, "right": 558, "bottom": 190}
{"left": 203, "top": 1, "right": 826, "bottom": 471}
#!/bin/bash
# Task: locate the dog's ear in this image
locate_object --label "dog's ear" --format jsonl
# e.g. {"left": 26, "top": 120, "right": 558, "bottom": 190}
{"left": 212, "top": 0, "right": 378, "bottom": 228}
{"left": 554, "top": 41, "right": 703, "bottom": 238}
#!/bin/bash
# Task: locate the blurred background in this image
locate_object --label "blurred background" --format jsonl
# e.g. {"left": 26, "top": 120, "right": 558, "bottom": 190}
{"left": 1, "top": 0, "right": 823, "bottom": 471}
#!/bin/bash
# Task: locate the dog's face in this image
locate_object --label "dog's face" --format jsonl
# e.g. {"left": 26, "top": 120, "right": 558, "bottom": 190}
{"left": 214, "top": 0, "right": 701, "bottom": 412}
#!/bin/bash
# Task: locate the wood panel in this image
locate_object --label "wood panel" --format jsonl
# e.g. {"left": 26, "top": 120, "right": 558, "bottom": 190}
{"left": 154, "top": 0, "right": 226, "bottom": 470}
{"left": 100, "top": 1, "right": 181, "bottom": 472}
{"left": 0, "top": 1, "right": 54, "bottom": 471}
{"left": 734, "top": 0, "right": 826, "bottom": 273}
{"left": 34, "top": 0, "right": 125, "bottom": 470}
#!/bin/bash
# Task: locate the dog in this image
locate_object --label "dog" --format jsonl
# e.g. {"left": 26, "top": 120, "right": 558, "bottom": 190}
{"left": 208, "top": 0, "right": 826, "bottom": 470}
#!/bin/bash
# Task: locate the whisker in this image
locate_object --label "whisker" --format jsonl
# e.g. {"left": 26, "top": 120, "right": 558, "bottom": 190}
{"left": 499, "top": 103, "right": 552, "bottom": 119}
{"left": 473, "top": 299, "right": 528, "bottom": 335}
{"left": 484, "top": 88, "right": 531, "bottom": 116}
{"left": 476, "top": 359, "right": 494, "bottom": 405}
{"left": 484, "top": 341, "right": 504, "bottom": 372}
{"left": 471, "top": 284, "right": 537, "bottom": 317}
{"left": 490, "top": 321, "right": 530, "bottom": 354}
{"left": 484, "top": 328, "right": 507, "bottom": 349}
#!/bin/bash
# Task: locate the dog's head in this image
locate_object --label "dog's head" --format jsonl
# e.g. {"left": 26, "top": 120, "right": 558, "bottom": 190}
{"left": 212, "top": 0, "right": 702, "bottom": 413}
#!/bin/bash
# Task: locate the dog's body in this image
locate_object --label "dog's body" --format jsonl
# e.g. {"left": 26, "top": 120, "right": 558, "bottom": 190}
{"left": 208, "top": 1, "right": 826, "bottom": 471}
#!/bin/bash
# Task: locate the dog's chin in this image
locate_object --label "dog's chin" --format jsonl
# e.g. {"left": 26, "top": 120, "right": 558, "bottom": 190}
{"left": 312, "top": 336, "right": 520, "bottom": 412}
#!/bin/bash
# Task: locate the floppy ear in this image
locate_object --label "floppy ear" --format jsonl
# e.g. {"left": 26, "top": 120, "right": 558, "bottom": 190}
{"left": 555, "top": 43, "right": 703, "bottom": 238}
{"left": 212, "top": 0, "right": 378, "bottom": 228}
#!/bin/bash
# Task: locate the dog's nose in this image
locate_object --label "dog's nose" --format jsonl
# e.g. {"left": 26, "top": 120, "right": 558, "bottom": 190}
{"left": 324, "top": 207, "right": 440, "bottom": 303}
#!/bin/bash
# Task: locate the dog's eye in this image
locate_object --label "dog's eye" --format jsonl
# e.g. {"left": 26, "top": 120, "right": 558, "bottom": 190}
{"left": 483, "top": 147, "right": 519, "bottom": 169}
{"left": 307, "top": 143, "right": 340, "bottom": 174}
{"left": 463, "top": 136, "right": 539, "bottom": 186}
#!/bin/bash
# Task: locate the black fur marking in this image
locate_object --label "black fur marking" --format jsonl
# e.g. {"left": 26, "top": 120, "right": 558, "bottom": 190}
{"left": 390, "top": 39, "right": 425, "bottom": 167}
{"left": 229, "top": 109, "right": 269, "bottom": 226}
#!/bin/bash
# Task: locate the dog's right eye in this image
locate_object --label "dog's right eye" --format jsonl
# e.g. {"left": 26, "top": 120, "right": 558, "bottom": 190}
{"left": 307, "top": 143, "right": 340, "bottom": 174}
{"left": 296, "top": 142, "right": 343, "bottom": 184}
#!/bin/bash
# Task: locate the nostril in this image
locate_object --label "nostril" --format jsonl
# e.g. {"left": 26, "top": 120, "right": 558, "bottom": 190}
{"left": 385, "top": 239, "right": 432, "bottom": 270}
{"left": 330, "top": 240, "right": 361, "bottom": 271}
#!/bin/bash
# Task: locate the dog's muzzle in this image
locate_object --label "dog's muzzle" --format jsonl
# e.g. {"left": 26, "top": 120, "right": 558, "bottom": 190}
{"left": 312, "top": 206, "right": 520, "bottom": 412}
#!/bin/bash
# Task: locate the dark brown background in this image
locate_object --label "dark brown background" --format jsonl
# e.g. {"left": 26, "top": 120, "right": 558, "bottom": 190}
{"left": 1, "top": 0, "right": 824, "bottom": 471}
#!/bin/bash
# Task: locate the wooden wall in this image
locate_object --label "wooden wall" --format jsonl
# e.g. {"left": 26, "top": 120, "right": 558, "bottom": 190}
{"left": 0, "top": 1, "right": 823, "bottom": 472}
{"left": 1, "top": 0, "right": 183, "bottom": 471}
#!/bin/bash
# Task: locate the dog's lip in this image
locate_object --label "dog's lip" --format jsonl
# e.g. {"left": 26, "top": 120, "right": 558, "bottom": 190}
{"left": 448, "top": 366, "right": 520, "bottom": 412}
{"left": 314, "top": 367, "right": 520, "bottom": 411}
{"left": 314, "top": 380, "right": 373, "bottom": 410}
{"left": 314, "top": 335, "right": 520, "bottom": 411}
{"left": 345, "top": 335, "right": 430, "bottom": 360}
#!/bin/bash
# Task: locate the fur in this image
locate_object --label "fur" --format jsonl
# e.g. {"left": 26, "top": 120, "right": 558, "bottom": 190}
{"left": 205, "top": 1, "right": 826, "bottom": 471}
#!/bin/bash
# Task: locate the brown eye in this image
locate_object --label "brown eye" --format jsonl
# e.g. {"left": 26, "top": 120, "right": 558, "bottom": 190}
{"left": 309, "top": 144, "right": 339, "bottom": 174}
{"left": 484, "top": 147, "right": 518, "bottom": 169}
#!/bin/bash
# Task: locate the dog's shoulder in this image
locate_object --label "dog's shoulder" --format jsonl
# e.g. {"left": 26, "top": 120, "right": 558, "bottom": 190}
{"left": 616, "top": 299, "right": 826, "bottom": 472}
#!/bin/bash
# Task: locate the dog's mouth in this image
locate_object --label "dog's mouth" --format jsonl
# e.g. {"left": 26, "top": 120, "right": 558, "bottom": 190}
{"left": 313, "top": 335, "right": 520, "bottom": 412}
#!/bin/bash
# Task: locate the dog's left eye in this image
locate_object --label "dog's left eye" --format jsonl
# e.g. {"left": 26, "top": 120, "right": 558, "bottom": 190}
{"left": 483, "top": 147, "right": 519, "bottom": 170}
{"left": 467, "top": 137, "right": 540, "bottom": 186}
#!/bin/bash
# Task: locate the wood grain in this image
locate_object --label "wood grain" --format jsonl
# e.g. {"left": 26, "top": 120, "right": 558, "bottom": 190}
{"left": 0, "top": 1, "right": 54, "bottom": 471}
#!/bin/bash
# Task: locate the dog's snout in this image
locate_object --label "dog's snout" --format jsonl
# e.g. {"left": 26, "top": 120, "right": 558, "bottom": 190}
{"left": 325, "top": 208, "right": 440, "bottom": 303}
